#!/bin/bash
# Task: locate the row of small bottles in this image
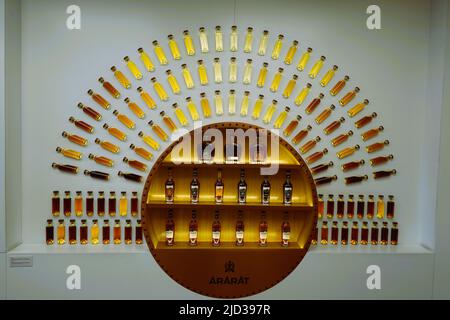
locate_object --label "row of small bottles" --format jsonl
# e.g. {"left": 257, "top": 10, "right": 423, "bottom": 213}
{"left": 51, "top": 163, "right": 143, "bottom": 183}
{"left": 46, "top": 219, "right": 143, "bottom": 245}
{"left": 312, "top": 221, "right": 399, "bottom": 246}
{"left": 318, "top": 194, "right": 396, "bottom": 220}
{"left": 164, "top": 210, "right": 291, "bottom": 247}
{"left": 164, "top": 168, "right": 293, "bottom": 205}
{"left": 51, "top": 191, "right": 140, "bottom": 217}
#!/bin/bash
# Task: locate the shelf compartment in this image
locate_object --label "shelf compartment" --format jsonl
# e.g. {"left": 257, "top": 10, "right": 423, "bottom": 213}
{"left": 146, "top": 201, "right": 313, "bottom": 211}
{"left": 155, "top": 241, "right": 302, "bottom": 250}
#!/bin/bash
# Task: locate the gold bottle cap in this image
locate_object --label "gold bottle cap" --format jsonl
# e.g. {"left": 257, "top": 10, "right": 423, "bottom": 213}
{"left": 126, "top": 219, "right": 131, "bottom": 224}
{"left": 315, "top": 136, "right": 321, "bottom": 142}
{"left": 76, "top": 191, "right": 82, "bottom": 195}
{"left": 277, "top": 34, "right": 284, "bottom": 39}
{"left": 98, "top": 77, "right": 105, "bottom": 83}
{"left": 278, "top": 67, "right": 284, "bottom": 73}
{"left": 181, "top": 64, "right": 187, "bottom": 68}
{"left": 384, "top": 140, "right": 390, "bottom": 145}
{"left": 172, "top": 103, "right": 178, "bottom": 108}
{"left": 124, "top": 56, "right": 130, "bottom": 62}
{"left": 296, "top": 115, "right": 302, "bottom": 121}
{"left": 83, "top": 170, "right": 91, "bottom": 176}
{"left": 148, "top": 120, "right": 154, "bottom": 126}
{"left": 110, "top": 191, "right": 116, "bottom": 195}
{"left": 330, "top": 104, "right": 336, "bottom": 110}
{"left": 160, "top": 111, "right": 166, "bottom": 117}
{"left": 104, "top": 219, "right": 109, "bottom": 223}
{"left": 199, "top": 27, "right": 205, "bottom": 32}
{"left": 183, "top": 30, "right": 190, "bottom": 35}
{"left": 306, "top": 125, "right": 312, "bottom": 130}
{"left": 379, "top": 126, "right": 385, "bottom": 131}
{"left": 307, "top": 47, "right": 313, "bottom": 52}
{"left": 151, "top": 77, "right": 157, "bottom": 82}
{"left": 230, "top": 90, "right": 236, "bottom": 94}
{"left": 333, "top": 65, "right": 339, "bottom": 70}
{"left": 388, "top": 154, "right": 394, "bottom": 160}
{"left": 137, "top": 47, "right": 144, "bottom": 53}
{"left": 81, "top": 219, "right": 87, "bottom": 224}
{"left": 244, "top": 91, "right": 250, "bottom": 96}
{"left": 323, "top": 148, "right": 328, "bottom": 154}
{"left": 231, "top": 25, "right": 237, "bottom": 30}
{"left": 123, "top": 157, "right": 129, "bottom": 163}
{"left": 258, "top": 94, "right": 264, "bottom": 99}
{"left": 165, "top": 69, "right": 172, "bottom": 75}
{"left": 355, "top": 87, "right": 360, "bottom": 92}
{"left": 197, "top": 60, "right": 204, "bottom": 64}
{"left": 363, "top": 175, "right": 369, "bottom": 180}
{"left": 53, "top": 191, "right": 59, "bottom": 195}
{"left": 138, "top": 131, "right": 144, "bottom": 137}
{"left": 88, "top": 154, "right": 95, "bottom": 160}
{"left": 51, "top": 163, "right": 58, "bottom": 169}
{"left": 306, "top": 83, "right": 312, "bottom": 88}
{"left": 56, "top": 147, "right": 63, "bottom": 153}
{"left": 369, "top": 194, "right": 374, "bottom": 199}
{"left": 129, "top": 144, "right": 136, "bottom": 150}
{"left": 215, "top": 26, "right": 221, "bottom": 31}
{"left": 167, "top": 34, "right": 174, "bottom": 39}
{"left": 103, "top": 123, "right": 109, "bottom": 130}
{"left": 87, "top": 191, "right": 93, "bottom": 195}
{"left": 360, "top": 159, "right": 366, "bottom": 165}
{"left": 320, "top": 56, "right": 326, "bottom": 61}
{"left": 47, "top": 219, "right": 53, "bottom": 224}
{"left": 231, "top": 57, "right": 237, "bottom": 62}
{"left": 93, "top": 219, "right": 98, "bottom": 223}
{"left": 344, "top": 75, "right": 350, "bottom": 81}
{"left": 121, "top": 191, "right": 127, "bottom": 196}
{"left": 124, "top": 97, "right": 130, "bottom": 103}
{"left": 272, "top": 100, "right": 278, "bottom": 104}
{"left": 247, "top": 27, "right": 253, "bottom": 32}
{"left": 355, "top": 145, "right": 360, "bottom": 150}
{"left": 364, "top": 99, "right": 370, "bottom": 104}
{"left": 247, "top": 59, "right": 252, "bottom": 64}
{"left": 348, "top": 130, "right": 354, "bottom": 136}
{"left": 263, "top": 30, "right": 269, "bottom": 35}
{"left": 214, "top": 58, "right": 220, "bottom": 62}
{"left": 99, "top": 191, "right": 104, "bottom": 196}
{"left": 132, "top": 191, "right": 138, "bottom": 196}
{"left": 379, "top": 195, "right": 384, "bottom": 199}
{"left": 285, "top": 107, "right": 291, "bottom": 112}
{"left": 319, "top": 93, "right": 325, "bottom": 99}
{"left": 110, "top": 66, "right": 117, "bottom": 72}
{"left": 372, "top": 221, "right": 378, "bottom": 226}
{"left": 69, "top": 116, "right": 76, "bottom": 123}
{"left": 200, "top": 92, "right": 206, "bottom": 98}
{"left": 62, "top": 131, "right": 69, "bottom": 138}
{"left": 293, "top": 40, "right": 299, "bottom": 46}
{"left": 152, "top": 40, "right": 159, "bottom": 46}
{"left": 58, "top": 219, "right": 65, "bottom": 223}
{"left": 137, "top": 87, "right": 143, "bottom": 93}
{"left": 112, "top": 110, "right": 119, "bottom": 116}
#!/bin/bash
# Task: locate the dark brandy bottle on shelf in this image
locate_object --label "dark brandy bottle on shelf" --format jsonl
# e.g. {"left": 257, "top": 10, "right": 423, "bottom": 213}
{"left": 97, "top": 192, "right": 105, "bottom": 217}
{"left": 357, "top": 195, "right": 365, "bottom": 219}
{"left": 380, "top": 222, "right": 389, "bottom": 245}
{"left": 281, "top": 213, "right": 291, "bottom": 247}
{"left": 80, "top": 220, "right": 88, "bottom": 245}
{"left": 102, "top": 220, "right": 110, "bottom": 244}
{"left": 165, "top": 210, "right": 175, "bottom": 246}
{"left": 291, "top": 125, "right": 312, "bottom": 145}
{"left": 86, "top": 191, "right": 94, "bottom": 217}
{"left": 212, "top": 211, "right": 221, "bottom": 247}
{"left": 345, "top": 175, "right": 368, "bottom": 185}
{"left": 367, "top": 195, "right": 375, "bottom": 219}
{"left": 390, "top": 222, "right": 399, "bottom": 245}
{"left": 236, "top": 211, "right": 245, "bottom": 246}
{"left": 77, "top": 103, "right": 102, "bottom": 121}
{"left": 318, "top": 194, "right": 324, "bottom": 218}
{"left": 52, "top": 163, "right": 79, "bottom": 175}
{"left": 305, "top": 93, "right": 325, "bottom": 115}
{"left": 355, "top": 112, "right": 377, "bottom": 129}
{"left": 311, "top": 224, "right": 318, "bottom": 245}
{"left": 370, "top": 155, "right": 394, "bottom": 166}
{"left": 347, "top": 195, "right": 355, "bottom": 219}
{"left": 331, "top": 130, "right": 353, "bottom": 147}
{"left": 237, "top": 169, "right": 247, "bottom": 204}
{"left": 373, "top": 169, "right": 397, "bottom": 179}
{"left": 342, "top": 160, "right": 365, "bottom": 172}
{"left": 118, "top": 171, "right": 143, "bottom": 183}
{"left": 57, "top": 220, "right": 66, "bottom": 245}
{"left": 261, "top": 176, "right": 271, "bottom": 205}
{"left": 113, "top": 220, "right": 121, "bottom": 245}
{"left": 83, "top": 170, "right": 110, "bottom": 181}
{"left": 360, "top": 221, "right": 369, "bottom": 245}
{"left": 75, "top": 191, "right": 83, "bottom": 217}
{"left": 341, "top": 221, "right": 349, "bottom": 245}
{"left": 350, "top": 221, "right": 359, "bottom": 245}
{"left": 311, "top": 161, "right": 334, "bottom": 175}
{"left": 259, "top": 212, "right": 268, "bottom": 246}
{"left": 68, "top": 220, "right": 77, "bottom": 245}
{"left": 215, "top": 169, "right": 224, "bottom": 204}
{"left": 124, "top": 220, "right": 132, "bottom": 245}
{"left": 63, "top": 191, "right": 71, "bottom": 217}
{"left": 387, "top": 195, "right": 395, "bottom": 219}
{"left": 165, "top": 168, "right": 175, "bottom": 203}
{"left": 46, "top": 220, "right": 54, "bottom": 245}
{"left": 189, "top": 211, "right": 198, "bottom": 246}
{"left": 108, "top": 192, "right": 116, "bottom": 217}
{"left": 283, "top": 171, "right": 293, "bottom": 205}
{"left": 320, "top": 221, "right": 328, "bottom": 245}
{"left": 337, "top": 195, "right": 345, "bottom": 218}
{"left": 331, "top": 221, "right": 339, "bottom": 245}
{"left": 190, "top": 169, "right": 200, "bottom": 204}
{"left": 323, "top": 117, "right": 345, "bottom": 135}
{"left": 52, "top": 191, "right": 60, "bottom": 217}
{"left": 315, "top": 175, "right": 337, "bottom": 186}
{"left": 69, "top": 117, "right": 94, "bottom": 134}
{"left": 371, "top": 222, "right": 379, "bottom": 245}
{"left": 135, "top": 220, "right": 143, "bottom": 245}
{"left": 62, "top": 131, "right": 88, "bottom": 147}
{"left": 327, "top": 194, "right": 335, "bottom": 219}
{"left": 131, "top": 192, "right": 139, "bottom": 217}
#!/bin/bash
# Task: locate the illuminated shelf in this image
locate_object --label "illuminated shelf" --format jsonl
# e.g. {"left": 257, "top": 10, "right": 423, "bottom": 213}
{"left": 155, "top": 241, "right": 302, "bottom": 250}
{"left": 146, "top": 201, "right": 312, "bottom": 212}
{"left": 160, "top": 162, "right": 301, "bottom": 170}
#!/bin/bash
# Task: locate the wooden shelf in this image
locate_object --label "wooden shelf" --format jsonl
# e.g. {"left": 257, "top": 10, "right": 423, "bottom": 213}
{"left": 160, "top": 162, "right": 301, "bottom": 170}
{"left": 146, "top": 201, "right": 313, "bottom": 212}
{"left": 155, "top": 241, "right": 302, "bottom": 250}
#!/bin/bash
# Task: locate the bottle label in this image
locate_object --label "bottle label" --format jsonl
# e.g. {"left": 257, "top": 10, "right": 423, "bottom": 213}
{"left": 262, "top": 186, "right": 270, "bottom": 203}
{"left": 189, "top": 231, "right": 198, "bottom": 241}
{"left": 260, "top": 231, "right": 268, "bottom": 240}
{"left": 212, "top": 231, "right": 221, "bottom": 240}
{"left": 215, "top": 186, "right": 224, "bottom": 202}
{"left": 236, "top": 231, "right": 244, "bottom": 240}
{"left": 190, "top": 185, "right": 199, "bottom": 202}
{"left": 238, "top": 185, "right": 247, "bottom": 203}
{"left": 165, "top": 185, "right": 174, "bottom": 202}
{"left": 166, "top": 231, "right": 174, "bottom": 239}
{"left": 282, "top": 232, "right": 290, "bottom": 241}
{"left": 284, "top": 186, "right": 292, "bottom": 204}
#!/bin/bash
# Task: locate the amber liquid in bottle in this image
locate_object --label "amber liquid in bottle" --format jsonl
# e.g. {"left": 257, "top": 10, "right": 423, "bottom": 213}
{"left": 119, "top": 192, "right": 128, "bottom": 217}
{"left": 311, "top": 224, "right": 318, "bottom": 245}
{"left": 292, "top": 126, "right": 312, "bottom": 145}
{"left": 97, "top": 192, "right": 105, "bottom": 217}
{"left": 62, "top": 132, "right": 88, "bottom": 147}
{"left": 331, "top": 131, "right": 353, "bottom": 147}
{"left": 52, "top": 191, "right": 60, "bottom": 217}
{"left": 68, "top": 220, "right": 77, "bottom": 245}
{"left": 306, "top": 148, "right": 328, "bottom": 164}
{"left": 131, "top": 192, "right": 139, "bottom": 217}
{"left": 118, "top": 172, "right": 143, "bottom": 183}
{"left": 323, "top": 118, "right": 345, "bottom": 135}
{"left": 84, "top": 170, "right": 110, "bottom": 181}
{"left": 80, "top": 220, "right": 88, "bottom": 245}
{"left": 91, "top": 220, "right": 99, "bottom": 245}
{"left": 320, "top": 221, "right": 328, "bottom": 245}
{"left": 315, "top": 175, "right": 338, "bottom": 186}
{"left": 367, "top": 195, "right": 375, "bottom": 219}
{"left": 125, "top": 220, "right": 132, "bottom": 245}
{"left": 357, "top": 195, "right": 365, "bottom": 219}
{"left": 102, "top": 220, "right": 110, "bottom": 244}
{"left": 331, "top": 222, "right": 339, "bottom": 245}
{"left": 377, "top": 195, "right": 385, "bottom": 219}
{"left": 360, "top": 222, "right": 369, "bottom": 245}
{"left": 351, "top": 222, "right": 359, "bottom": 245}
{"left": 326, "top": 195, "right": 335, "bottom": 219}
{"left": 337, "top": 195, "right": 345, "bottom": 219}
{"left": 347, "top": 195, "right": 355, "bottom": 219}
{"left": 88, "top": 89, "right": 111, "bottom": 110}
{"left": 370, "top": 155, "right": 394, "bottom": 166}
{"left": 342, "top": 160, "right": 365, "bottom": 172}
{"left": 355, "top": 112, "right": 377, "bottom": 129}
{"left": 380, "top": 222, "right": 389, "bottom": 245}
{"left": 341, "top": 222, "right": 349, "bottom": 245}
{"left": 63, "top": 191, "right": 71, "bottom": 217}
{"left": 345, "top": 175, "right": 369, "bottom": 185}
{"left": 74, "top": 191, "right": 83, "bottom": 217}
{"left": 330, "top": 76, "right": 349, "bottom": 96}
{"left": 362, "top": 126, "right": 384, "bottom": 141}
{"left": 123, "top": 157, "right": 148, "bottom": 172}
{"left": 387, "top": 195, "right": 395, "bottom": 219}
{"left": 99, "top": 77, "right": 120, "bottom": 99}
{"left": 135, "top": 220, "right": 143, "bottom": 245}
{"left": 77, "top": 103, "right": 102, "bottom": 121}
{"left": 109, "top": 192, "right": 116, "bottom": 217}
{"left": 69, "top": 117, "right": 94, "bottom": 134}
{"left": 339, "top": 87, "right": 360, "bottom": 106}
{"left": 283, "top": 115, "right": 302, "bottom": 137}
{"left": 337, "top": 145, "right": 360, "bottom": 160}
{"left": 113, "top": 220, "right": 122, "bottom": 245}
{"left": 166, "top": 210, "right": 175, "bottom": 246}
{"left": 46, "top": 220, "right": 54, "bottom": 245}
{"left": 373, "top": 170, "right": 397, "bottom": 179}
{"left": 311, "top": 161, "right": 334, "bottom": 175}
{"left": 318, "top": 194, "right": 324, "bottom": 219}
{"left": 305, "top": 94, "right": 324, "bottom": 115}
{"left": 85, "top": 191, "right": 94, "bottom": 217}
{"left": 57, "top": 220, "right": 66, "bottom": 245}
{"left": 315, "top": 105, "right": 335, "bottom": 125}
{"left": 390, "top": 222, "right": 399, "bottom": 245}
{"left": 300, "top": 136, "right": 321, "bottom": 154}
{"left": 371, "top": 222, "right": 379, "bottom": 245}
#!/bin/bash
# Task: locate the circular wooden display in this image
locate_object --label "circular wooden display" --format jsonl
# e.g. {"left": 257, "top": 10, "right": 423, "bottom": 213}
{"left": 141, "top": 122, "right": 318, "bottom": 298}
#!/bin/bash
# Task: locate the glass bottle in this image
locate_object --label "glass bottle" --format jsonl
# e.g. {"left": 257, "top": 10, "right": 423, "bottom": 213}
{"left": 236, "top": 211, "right": 245, "bottom": 246}
{"left": 380, "top": 222, "right": 389, "bottom": 245}
{"left": 138, "top": 131, "right": 160, "bottom": 151}
{"left": 137, "top": 87, "right": 157, "bottom": 110}
{"left": 336, "top": 195, "right": 345, "bottom": 219}
{"left": 46, "top": 220, "right": 54, "bottom": 245}
{"left": 160, "top": 111, "right": 177, "bottom": 132}
{"left": 119, "top": 192, "right": 127, "bottom": 217}
{"left": 261, "top": 176, "right": 271, "bottom": 205}
{"left": 183, "top": 30, "right": 196, "bottom": 56}
{"left": 164, "top": 168, "right": 175, "bottom": 203}
{"left": 200, "top": 92, "right": 212, "bottom": 118}
{"left": 357, "top": 195, "right": 365, "bottom": 219}
{"left": 180, "top": 64, "right": 195, "bottom": 90}
{"left": 281, "top": 213, "right": 291, "bottom": 247}
{"left": 294, "top": 83, "right": 312, "bottom": 106}
{"left": 342, "top": 159, "right": 365, "bottom": 172}
{"left": 360, "top": 221, "right": 369, "bottom": 245}
{"left": 213, "top": 58, "right": 223, "bottom": 83}
{"left": 355, "top": 112, "right": 377, "bottom": 129}
{"left": 317, "top": 194, "right": 324, "bottom": 219}
{"left": 190, "top": 169, "right": 200, "bottom": 204}
{"left": 309, "top": 56, "right": 326, "bottom": 79}
{"left": 300, "top": 136, "right": 321, "bottom": 154}
{"left": 68, "top": 220, "right": 77, "bottom": 245}
{"left": 167, "top": 34, "right": 181, "bottom": 60}
{"left": 130, "top": 192, "right": 139, "bottom": 217}
{"left": 63, "top": 191, "right": 72, "bottom": 217}
{"left": 257, "top": 62, "right": 269, "bottom": 87}
{"left": 103, "top": 123, "right": 127, "bottom": 142}
{"left": 135, "top": 220, "right": 143, "bottom": 245}
{"left": 62, "top": 131, "right": 87, "bottom": 147}
{"left": 283, "top": 171, "right": 293, "bottom": 205}
{"left": 95, "top": 138, "right": 120, "bottom": 154}
{"left": 113, "top": 110, "right": 135, "bottom": 130}
{"left": 152, "top": 40, "right": 168, "bottom": 65}
{"left": 371, "top": 222, "right": 379, "bottom": 245}
{"left": 124, "top": 220, "right": 133, "bottom": 245}
{"left": 306, "top": 148, "right": 328, "bottom": 164}
{"left": 348, "top": 99, "right": 370, "bottom": 117}
{"left": 80, "top": 220, "right": 88, "bottom": 245}
{"left": 370, "top": 154, "right": 394, "bottom": 166}
{"left": 123, "top": 157, "right": 148, "bottom": 172}
{"left": 283, "top": 75, "right": 298, "bottom": 98}
{"left": 228, "top": 90, "right": 236, "bottom": 115}
{"left": 315, "top": 104, "right": 335, "bottom": 124}
{"left": 259, "top": 212, "right": 268, "bottom": 246}
{"left": 87, "top": 89, "right": 110, "bottom": 110}
{"left": 214, "top": 26, "right": 223, "bottom": 52}
{"left": 262, "top": 100, "right": 278, "bottom": 124}
{"left": 292, "top": 125, "right": 312, "bottom": 145}
{"left": 251, "top": 95, "right": 265, "bottom": 120}
{"left": 172, "top": 103, "right": 189, "bottom": 126}
{"left": 315, "top": 175, "right": 338, "bottom": 186}
{"left": 230, "top": 25, "right": 238, "bottom": 52}
{"left": 137, "top": 47, "right": 155, "bottom": 72}
{"left": 85, "top": 191, "right": 94, "bottom": 217}
{"left": 366, "top": 140, "right": 390, "bottom": 153}
{"left": 52, "top": 163, "right": 79, "bottom": 175}
{"left": 387, "top": 195, "right": 395, "bottom": 219}
{"left": 51, "top": 191, "right": 60, "bottom": 217}
{"left": 57, "top": 220, "right": 66, "bottom": 245}
{"left": 110, "top": 66, "right": 131, "bottom": 89}
{"left": 109, "top": 192, "right": 116, "bottom": 217}
{"left": 236, "top": 169, "right": 247, "bottom": 204}
{"left": 373, "top": 170, "right": 397, "bottom": 179}
{"left": 189, "top": 211, "right": 198, "bottom": 246}
{"left": 350, "top": 221, "right": 359, "bottom": 245}
{"left": 240, "top": 91, "right": 251, "bottom": 117}
{"left": 198, "top": 27, "right": 209, "bottom": 53}
{"left": 56, "top": 147, "right": 82, "bottom": 161}
{"left": 229, "top": 57, "right": 238, "bottom": 83}
{"left": 124, "top": 56, "right": 142, "bottom": 80}
{"left": 166, "top": 70, "right": 181, "bottom": 94}
{"left": 284, "top": 40, "right": 298, "bottom": 65}
{"left": 244, "top": 27, "right": 253, "bottom": 53}
{"left": 330, "top": 76, "right": 350, "bottom": 96}
{"left": 243, "top": 59, "right": 253, "bottom": 84}
{"left": 74, "top": 191, "right": 83, "bottom": 217}
{"left": 84, "top": 170, "right": 110, "bottom": 181}
{"left": 212, "top": 211, "right": 221, "bottom": 247}
{"left": 312, "top": 162, "right": 334, "bottom": 177}
{"left": 391, "top": 222, "right": 399, "bottom": 245}
{"left": 88, "top": 153, "right": 114, "bottom": 167}
{"left": 331, "top": 130, "right": 354, "bottom": 147}
{"left": 271, "top": 34, "right": 284, "bottom": 60}
{"left": 214, "top": 91, "right": 224, "bottom": 116}
{"left": 305, "top": 93, "right": 325, "bottom": 115}
{"left": 367, "top": 195, "right": 375, "bottom": 219}
{"left": 148, "top": 120, "right": 168, "bottom": 142}
{"left": 283, "top": 115, "right": 302, "bottom": 137}
{"left": 150, "top": 77, "right": 169, "bottom": 101}
{"left": 320, "top": 65, "right": 338, "bottom": 87}
{"left": 69, "top": 117, "right": 94, "bottom": 134}
{"left": 270, "top": 68, "right": 284, "bottom": 92}
{"left": 98, "top": 77, "right": 120, "bottom": 99}
{"left": 377, "top": 195, "right": 385, "bottom": 219}
{"left": 130, "top": 144, "right": 153, "bottom": 161}
{"left": 77, "top": 102, "right": 102, "bottom": 121}
{"left": 297, "top": 47, "right": 312, "bottom": 71}
{"left": 345, "top": 175, "right": 369, "bottom": 185}
{"left": 102, "top": 220, "right": 110, "bottom": 244}
{"left": 197, "top": 60, "right": 209, "bottom": 85}
{"left": 347, "top": 195, "right": 355, "bottom": 219}
{"left": 331, "top": 221, "right": 339, "bottom": 245}
{"left": 341, "top": 221, "right": 349, "bottom": 245}
{"left": 327, "top": 194, "right": 335, "bottom": 219}
{"left": 323, "top": 117, "right": 346, "bottom": 135}
{"left": 118, "top": 171, "right": 143, "bottom": 183}
{"left": 113, "top": 220, "right": 121, "bottom": 245}
{"left": 321, "top": 221, "right": 328, "bottom": 245}
{"left": 337, "top": 145, "right": 360, "bottom": 160}
{"left": 258, "top": 30, "right": 269, "bottom": 55}
{"left": 215, "top": 169, "right": 224, "bottom": 204}
{"left": 97, "top": 192, "right": 105, "bottom": 217}
{"left": 274, "top": 107, "right": 290, "bottom": 129}
{"left": 362, "top": 126, "right": 384, "bottom": 141}
{"left": 340, "top": 87, "right": 360, "bottom": 106}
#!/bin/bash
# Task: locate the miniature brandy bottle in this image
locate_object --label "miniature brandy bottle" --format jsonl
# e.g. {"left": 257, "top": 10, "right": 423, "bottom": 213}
{"left": 370, "top": 154, "right": 394, "bottom": 166}
{"left": 91, "top": 220, "right": 99, "bottom": 245}
{"left": 131, "top": 192, "right": 139, "bottom": 217}
{"left": 183, "top": 30, "right": 196, "bottom": 55}
{"left": 109, "top": 192, "right": 116, "bottom": 217}
{"left": 367, "top": 195, "right": 375, "bottom": 219}
{"left": 151, "top": 77, "right": 169, "bottom": 101}
{"left": 138, "top": 131, "right": 160, "bottom": 151}
{"left": 297, "top": 47, "right": 312, "bottom": 71}
{"left": 135, "top": 220, "right": 143, "bottom": 245}
{"left": 113, "top": 220, "right": 121, "bottom": 245}
{"left": 337, "top": 145, "right": 360, "bottom": 159}
{"left": 337, "top": 195, "right": 345, "bottom": 218}
{"left": 270, "top": 68, "right": 284, "bottom": 92}
{"left": 273, "top": 107, "right": 290, "bottom": 129}
{"left": 69, "top": 117, "right": 94, "bottom": 134}
{"left": 300, "top": 136, "right": 321, "bottom": 154}
{"left": 283, "top": 115, "right": 302, "bottom": 137}
{"left": 137, "top": 47, "right": 155, "bottom": 72}
{"left": 198, "top": 27, "right": 209, "bottom": 53}
{"left": 357, "top": 195, "right": 365, "bottom": 219}
{"left": 330, "top": 76, "right": 349, "bottom": 96}
{"left": 305, "top": 93, "right": 325, "bottom": 115}
{"left": 63, "top": 191, "right": 72, "bottom": 217}
{"left": 259, "top": 213, "right": 268, "bottom": 246}
{"left": 167, "top": 34, "right": 182, "bottom": 59}
{"left": 318, "top": 194, "right": 324, "bottom": 219}
{"left": 292, "top": 125, "right": 312, "bottom": 145}
{"left": 200, "top": 92, "right": 212, "bottom": 118}
{"left": 124, "top": 220, "right": 132, "bottom": 245}
{"left": 190, "top": 169, "right": 200, "bottom": 204}
{"left": 355, "top": 112, "right": 377, "bottom": 129}
{"left": 262, "top": 100, "right": 278, "bottom": 124}
{"left": 56, "top": 147, "right": 82, "bottom": 160}
{"left": 242, "top": 59, "right": 253, "bottom": 84}
{"left": 46, "top": 220, "right": 54, "bottom": 245}
{"left": 271, "top": 34, "right": 284, "bottom": 60}
{"left": 309, "top": 56, "right": 326, "bottom": 79}
{"left": 52, "top": 163, "right": 79, "bottom": 175}
{"left": 360, "top": 221, "right": 369, "bottom": 245}
{"left": 230, "top": 25, "right": 238, "bottom": 52}
{"left": 214, "top": 91, "right": 224, "bottom": 116}
{"left": 99, "top": 77, "right": 120, "bottom": 99}
{"left": 258, "top": 30, "right": 269, "bottom": 55}
{"left": 214, "top": 26, "right": 223, "bottom": 52}
{"left": 68, "top": 220, "right": 77, "bottom": 245}
{"left": 348, "top": 99, "right": 370, "bottom": 117}
{"left": 282, "top": 75, "right": 298, "bottom": 98}
{"left": 148, "top": 120, "right": 168, "bottom": 142}
{"left": 123, "top": 157, "right": 148, "bottom": 172}
{"left": 97, "top": 192, "right": 105, "bottom": 217}
{"left": 165, "top": 169, "right": 175, "bottom": 203}
{"left": 362, "top": 126, "right": 384, "bottom": 141}
{"left": 181, "top": 64, "right": 195, "bottom": 89}
{"left": 160, "top": 111, "right": 178, "bottom": 132}
{"left": 84, "top": 170, "right": 109, "bottom": 181}
{"left": 341, "top": 221, "right": 349, "bottom": 245}
{"left": 310, "top": 161, "right": 334, "bottom": 175}
{"left": 306, "top": 148, "right": 328, "bottom": 164}
{"left": 240, "top": 91, "right": 250, "bottom": 117}
{"left": 342, "top": 159, "right": 365, "bottom": 172}
{"left": 113, "top": 110, "right": 135, "bottom": 130}
{"left": 119, "top": 192, "right": 127, "bottom": 217}
{"left": 331, "top": 221, "right": 339, "bottom": 245}
{"left": 323, "top": 117, "right": 346, "bottom": 135}
{"left": 390, "top": 222, "right": 399, "bottom": 245}
{"left": 80, "top": 220, "right": 88, "bottom": 245}
{"left": 125, "top": 97, "right": 146, "bottom": 119}
{"left": 228, "top": 90, "right": 237, "bottom": 115}
{"left": 152, "top": 40, "right": 168, "bottom": 65}
{"left": 325, "top": 194, "right": 335, "bottom": 219}
{"left": 350, "top": 221, "right": 359, "bottom": 245}
{"left": 57, "top": 220, "right": 66, "bottom": 245}
{"left": 130, "top": 144, "right": 153, "bottom": 161}
{"left": 213, "top": 58, "right": 223, "bottom": 83}
{"left": 75, "top": 191, "right": 83, "bottom": 217}
{"left": 339, "top": 87, "right": 360, "bottom": 106}
{"left": 257, "top": 62, "right": 269, "bottom": 88}
{"left": 284, "top": 40, "right": 299, "bottom": 65}
{"left": 110, "top": 66, "right": 131, "bottom": 89}
{"left": 321, "top": 221, "right": 328, "bottom": 245}
{"left": 373, "top": 169, "right": 397, "bottom": 179}
{"left": 171, "top": 103, "right": 188, "bottom": 127}
{"left": 102, "top": 220, "right": 110, "bottom": 244}
{"left": 212, "top": 211, "right": 221, "bottom": 247}
{"left": 251, "top": 95, "right": 265, "bottom": 120}
{"left": 87, "top": 89, "right": 110, "bottom": 110}
{"left": 320, "top": 65, "right": 338, "bottom": 87}
{"left": 345, "top": 175, "right": 369, "bottom": 185}
{"left": 331, "top": 130, "right": 354, "bottom": 147}
{"left": 387, "top": 195, "right": 395, "bottom": 219}
{"left": 236, "top": 211, "right": 245, "bottom": 246}
{"left": 197, "top": 60, "right": 209, "bottom": 86}
{"left": 86, "top": 191, "right": 94, "bottom": 217}
{"left": 371, "top": 222, "right": 379, "bottom": 245}
{"left": 166, "top": 70, "right": 181, "bottom": 94}
{"left": 281, "top": 213, "right": 291, "bottom": 247}
{"left": 215, "top": 169, "right": 224, "bottom": 204}
{"left": 77, "top": 102, "right": 102, "bottom": 121}
{"left": 315, "top": 175, "right": 338, "bottom": 186}
{"left": 377, "top": 195, "right": 385, "bottom": 219}
{"left": 347, "top": 195, "right": 355, "bottom": 219}
{"left": 52, "top": 191, "right": 60, "bottom": 217}
{"left": 229, "top": 57, "right": 238, "bottom": 83}
{"left": 261, "top": 176, "right": 271, "bottom": 205}
{"left": 294, "top": 83, "right": 312, "bottom": 106}
{"left": 244, "top": 27, "right": 253, "bottom": 53}
{"left": 366, "top": 140, "right": 390, "bottom": 153}
{"left": 124, "top": 56, "right": 143, "bottom": 80}
{"left": 103, "top": 123, "right": 127, "bottom": 142}
{"left": 380, "top": 222, "right": 389, "bottom": 245}
{"left": 118, "top": 171, "right": 143, "bottom": 183}
{"left": 95, "top": 138, "right": 120, "bottom": 154}
{"left": 189, "top": 211, "right": 198, "bottom": 246}
{"left": 137, "top": 87, "right": 157, "bottom": 109}
{"left": 283, "top": 171, "right": 293, "bottom": 205}
{"left": 62, "top": 131, "right": 87, "bottom": 147}
{"left": 315, "top": 104, "right": 335, "bottom": 125}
